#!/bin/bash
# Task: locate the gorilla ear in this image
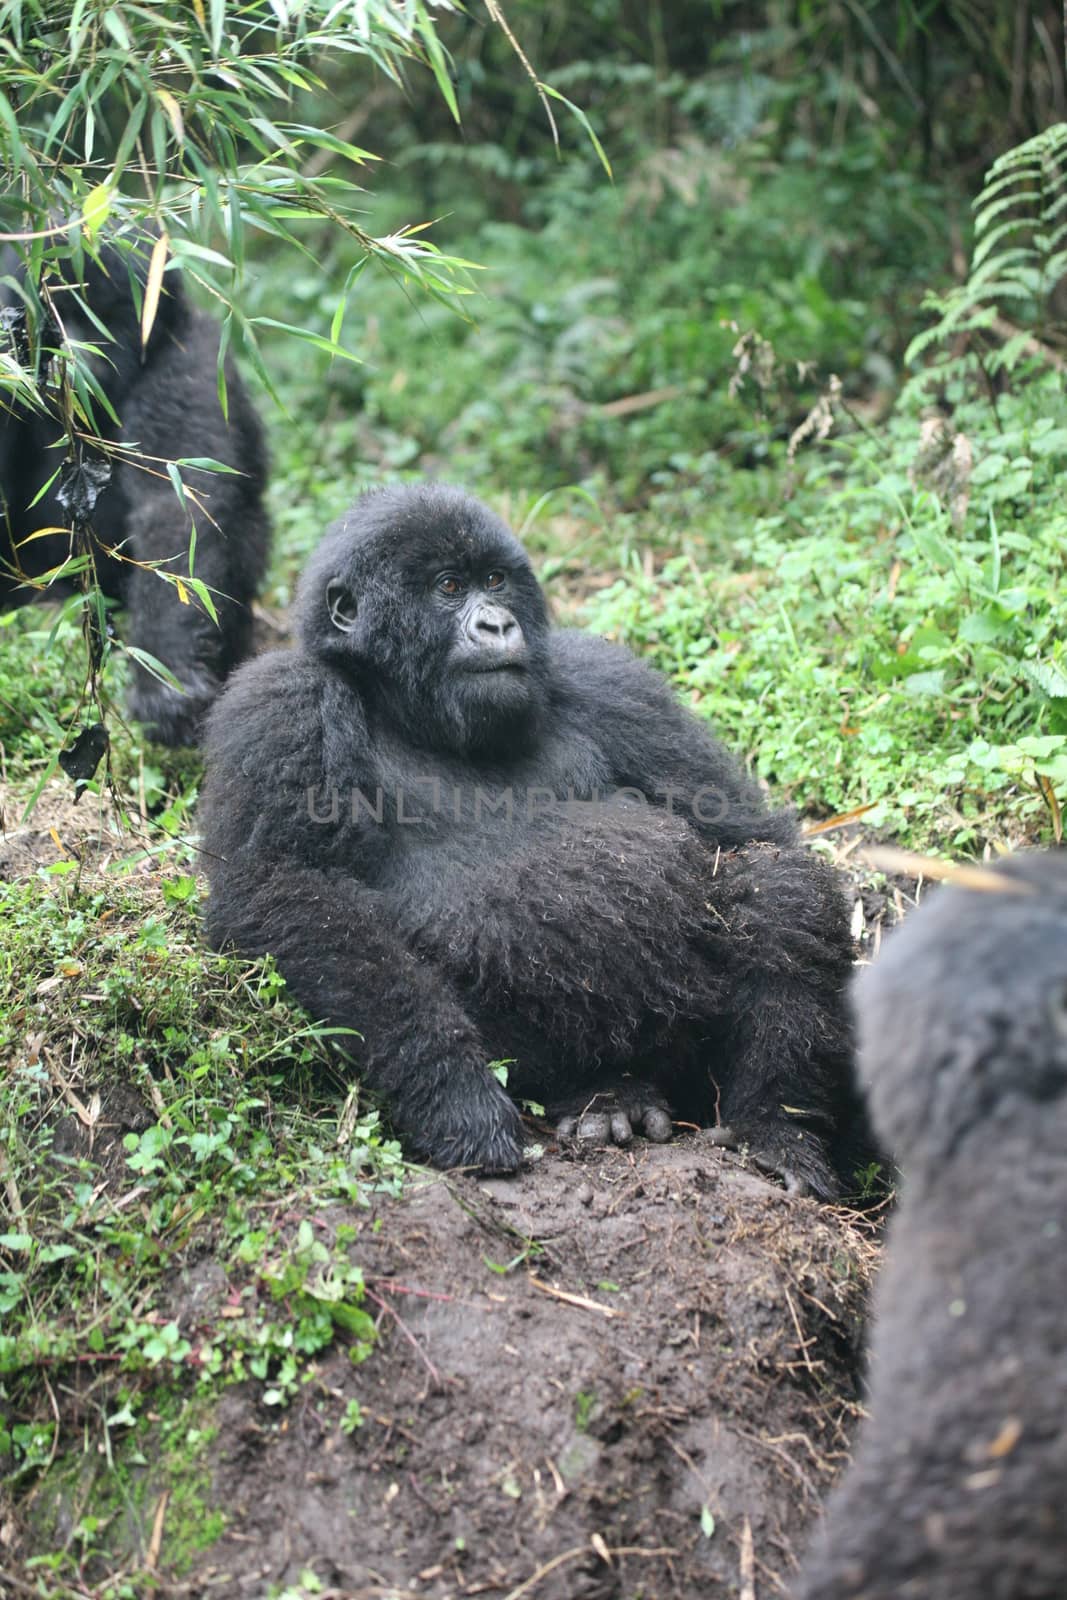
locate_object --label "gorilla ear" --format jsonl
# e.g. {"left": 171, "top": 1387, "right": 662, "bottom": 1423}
{"left": 326, "top": 580, "right": 359, "bottom": 634}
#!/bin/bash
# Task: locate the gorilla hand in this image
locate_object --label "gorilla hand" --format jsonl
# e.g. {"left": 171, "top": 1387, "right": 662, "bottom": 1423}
{"left": 405, "top": 1060, "right": 527, "bottom": 1175}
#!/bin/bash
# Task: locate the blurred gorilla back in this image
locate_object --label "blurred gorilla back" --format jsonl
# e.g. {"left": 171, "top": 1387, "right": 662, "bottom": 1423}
{"left": 793, "top": 851, "right": 1067, "bottom": 1600}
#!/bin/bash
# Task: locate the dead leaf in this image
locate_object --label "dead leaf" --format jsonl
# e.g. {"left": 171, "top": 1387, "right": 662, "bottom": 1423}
{"left": 986, "top": 1416, "right": 1023, "bottom": 1459}
{"left": 141, "top": 232, "right": 170, "bottom": 352}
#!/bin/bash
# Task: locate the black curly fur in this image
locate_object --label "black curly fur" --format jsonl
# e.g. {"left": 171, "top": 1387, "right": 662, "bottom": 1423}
{"left": 199, "top": 484, "right": 862, "bottom": 1194}
{"left": 0, "top": 241, "right": 270, "bottom": 745}
{"left": 793, "top": 849, "right": 1067, "bottom": 1598}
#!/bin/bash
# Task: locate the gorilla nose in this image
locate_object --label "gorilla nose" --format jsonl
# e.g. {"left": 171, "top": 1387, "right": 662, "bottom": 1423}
{"left": 465, "top": 602, "right": 526, "bottom": 667}
{"left": 471, "top": 604, "right": 521, "bottom": 651}
{"left": 475, "top": 605, "right": 516, "bottom": 638}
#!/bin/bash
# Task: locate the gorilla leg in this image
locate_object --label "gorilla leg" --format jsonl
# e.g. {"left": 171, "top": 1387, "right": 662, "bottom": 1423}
{"left": 697, "top": 842, "right": 855, "bottom": 1198}
{"left": 121, "top": 485, "right": 257, "bottom": 746}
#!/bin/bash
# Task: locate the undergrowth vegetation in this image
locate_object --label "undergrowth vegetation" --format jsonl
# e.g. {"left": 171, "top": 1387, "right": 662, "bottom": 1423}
{"left": 581, "top": 365, "right": 1067, "bottom": 848}
{"left": 2, "top": 6, "right": 1066, "bottom": 1589}
{"left": 257, "top": 114, "right": 1066, "bottom": 852}
{"left": 0, "top": 863, "right": 402, "bottom": 1588}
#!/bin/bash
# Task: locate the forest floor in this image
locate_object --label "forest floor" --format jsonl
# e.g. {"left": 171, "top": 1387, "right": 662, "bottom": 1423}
{"left": 179, "top": 1147, "right": 877, "bottom": 1600}
{"left": 0, "top": 776, "right": 893, "bottom": 1600}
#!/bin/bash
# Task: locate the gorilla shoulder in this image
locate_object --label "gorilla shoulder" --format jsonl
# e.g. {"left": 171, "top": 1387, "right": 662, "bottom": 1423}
{"left": 202, "top": 648, "right": 372, "bottom": 786}
{"left": 548, "top": 628, "right": 795, "bottom": 849}
{"left": 547, "top": 628, "right": 700, "bottom": 743}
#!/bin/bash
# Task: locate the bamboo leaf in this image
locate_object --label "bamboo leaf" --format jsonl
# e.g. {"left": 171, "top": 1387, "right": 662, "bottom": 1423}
{"left": 170, "top": 241, "right": 234, "bottom": 270}
{"left": 248, "top": 316, "right": 363, "bottom": 362}
{"left": 166, "top": 461, "right": 188, "bottom": 511}
{"left": 122, "top": 644, "right": 183, "bottom": 691}
{"left": 112, "top": 94, "right": 147, "bottom": 174}
{"left": 185, "top": 576, "right": 219, "bottom": 623}
{"left": 415, "top": 2, "right": 459, "bottom": 123}
{"left": 102, "top": 8, "right": 132, "bottom": 51}
{"left": 156, "top": 88, "right": 184, "bottom": 145}
{"left": 174, "top": 456, "right": 240, "bottom": 473}
{"left": 14, "top": 526, "right": 71, "bottom": 548}
{"left": 82, "top": 183, "right": 112, "bottom": 242}
{"left": 538, "top": 84, "right": 612, "bottom": 178}
{"left": 140, "top": 231, "right": 169, "bottom": 351}
{"left": 282, "top": 123, "right": 379, "bottom": 164}
{"left": 216, "top": 316, "right": 231, "bottom": 423}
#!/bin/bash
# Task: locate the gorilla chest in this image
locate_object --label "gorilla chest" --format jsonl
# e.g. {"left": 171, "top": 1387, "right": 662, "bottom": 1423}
{"left": 358, "top": 725, "right": 615, "bottom": 895}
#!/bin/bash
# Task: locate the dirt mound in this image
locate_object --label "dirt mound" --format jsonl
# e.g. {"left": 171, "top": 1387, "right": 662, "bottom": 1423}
{"left": 0, "top": 779, "right": 126, "bottom": 878}
{"left": 179, "top": 1138, "right": 872, "bottom": 1599}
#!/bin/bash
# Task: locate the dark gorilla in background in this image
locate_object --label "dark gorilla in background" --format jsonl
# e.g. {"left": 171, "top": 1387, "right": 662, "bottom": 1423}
{"left": 0, "top": 241, "right": 270, "bottom": 745}
{"left": 199, "top": 484, "right": 863, "bottom": 1196}
{"left": 793, "top": 850, "right": 1067, "bottom": 1599}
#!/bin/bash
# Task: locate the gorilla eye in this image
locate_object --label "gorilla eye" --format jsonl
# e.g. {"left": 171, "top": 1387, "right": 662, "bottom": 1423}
{"left": 436, "top": 574, "right": 465, "bottom": 597}
{"left": 486, "top": 571, "right": 507, "bottom": 590}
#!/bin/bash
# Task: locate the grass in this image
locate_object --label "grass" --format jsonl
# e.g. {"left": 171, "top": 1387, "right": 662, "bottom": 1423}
{"left": 0, "top": 842, "right": 403, "bottom": 1591}
{"left": 241, "top": 117, "right": 1063, "bottom": 854}
{"left": 577, "top": 366, "right": 1067, "bottom": 849}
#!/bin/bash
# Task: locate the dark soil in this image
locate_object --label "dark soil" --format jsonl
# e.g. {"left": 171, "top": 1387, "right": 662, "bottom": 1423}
{"left": 3, "top": 1121, "right": 878, "bottom": 1600}
{"left": 180, "top": 1142, "right": 869, "bottom": 1599}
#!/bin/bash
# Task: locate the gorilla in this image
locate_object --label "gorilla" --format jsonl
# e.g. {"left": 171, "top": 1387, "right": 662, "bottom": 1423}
{"left": 793, "top": 850, "right": 1067, "bottom": 1599}
{"left": 199, "top": 483, "right": 863, "bottom": 1196}
{"left": 0, "top": 240, "right": 270, "bottom": 746}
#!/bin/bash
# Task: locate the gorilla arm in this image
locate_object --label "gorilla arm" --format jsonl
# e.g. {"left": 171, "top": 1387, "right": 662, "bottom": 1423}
{"left": 548, "top": 630, "right": 797, "bottom": 849}
{"left": 551, "top": 632, "right": 858, "bottom": 1199}
{"left": 199, "top": 653, "right": 525, "bottom": 1172}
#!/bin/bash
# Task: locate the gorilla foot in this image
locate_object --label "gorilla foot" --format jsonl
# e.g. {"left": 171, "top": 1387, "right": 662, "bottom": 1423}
{"left": 554, "top": 1080, "right": 673, "bottom": 1148}
{"left": 706, "top": 1120, "right": 836, "bottom": 1200}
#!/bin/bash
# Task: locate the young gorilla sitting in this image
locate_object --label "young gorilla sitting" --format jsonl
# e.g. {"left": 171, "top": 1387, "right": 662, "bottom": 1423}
{"left": 199, "top": 484, "right": 861, "bottom": 1196}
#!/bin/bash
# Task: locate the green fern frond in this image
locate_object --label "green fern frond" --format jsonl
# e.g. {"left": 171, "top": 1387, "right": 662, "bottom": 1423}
{"left": 908, "top": 122, "right": 1067, "bottom": 369}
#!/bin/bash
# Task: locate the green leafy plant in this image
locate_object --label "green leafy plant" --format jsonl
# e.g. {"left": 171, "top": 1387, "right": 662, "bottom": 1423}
{"left": 907, "top": 122, "right": 1067, "bottom": 373}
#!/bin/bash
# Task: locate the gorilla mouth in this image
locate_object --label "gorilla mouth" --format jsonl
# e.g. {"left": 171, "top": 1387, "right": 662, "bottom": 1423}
{"left": 463, "top": 659, "right": 527, "bottom": 675}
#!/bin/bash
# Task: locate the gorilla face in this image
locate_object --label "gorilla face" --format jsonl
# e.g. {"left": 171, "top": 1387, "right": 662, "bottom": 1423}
{"left": 300, "top": 484, "right": 551, "bottom": 755}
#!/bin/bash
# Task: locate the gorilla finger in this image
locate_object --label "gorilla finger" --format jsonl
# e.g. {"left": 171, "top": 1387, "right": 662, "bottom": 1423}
{"left": 577, "top": 1111, "right": 611, "bottom": 1143}
{"left": 642, "top": 1105, "right": 673, "bottom": 1143}
{"left": 479, "top": 1151, "right": 523, "bottom": 1176}
{"left": 610, "top": 1111, "right": 633, "bottom": 1145}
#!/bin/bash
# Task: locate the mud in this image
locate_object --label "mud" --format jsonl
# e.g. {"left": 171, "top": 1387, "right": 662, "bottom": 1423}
{"left": 187, "top": 1139, "right": 873, "bottom": 1599}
